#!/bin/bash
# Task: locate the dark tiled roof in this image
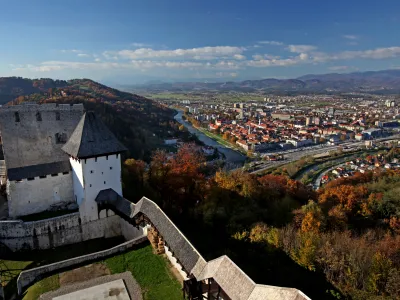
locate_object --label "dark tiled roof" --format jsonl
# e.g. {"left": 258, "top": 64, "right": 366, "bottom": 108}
{"left": 7, "top": 161, "right": 71, "bottom": 181}
{"left": 95, "top": 190, "right": 311, "bottom": 300}
{"left": 62, "top": 112, "right": 127, "bottom": 159}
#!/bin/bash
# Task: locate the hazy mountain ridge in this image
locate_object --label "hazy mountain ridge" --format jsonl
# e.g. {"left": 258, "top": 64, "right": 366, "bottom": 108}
{"left": 129, "top": 69, "right": 400, "bottom": 94}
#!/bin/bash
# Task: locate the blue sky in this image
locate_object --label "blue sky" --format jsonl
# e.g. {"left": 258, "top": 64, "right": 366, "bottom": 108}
{"left": 1, "top": 0, "right": 400, "bottom": 84}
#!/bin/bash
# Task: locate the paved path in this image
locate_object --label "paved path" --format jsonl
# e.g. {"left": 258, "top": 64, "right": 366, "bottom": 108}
{"left": 41, "top": 271, "right": 142, "bottom": 300}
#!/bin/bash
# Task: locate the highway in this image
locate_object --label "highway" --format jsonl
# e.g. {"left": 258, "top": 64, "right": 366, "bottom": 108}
{"left": 249, "top": 134, "right": 400, "bottom": 174}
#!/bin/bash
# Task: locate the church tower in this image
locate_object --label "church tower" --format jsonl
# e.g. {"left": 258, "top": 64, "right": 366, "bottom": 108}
{"left": 62, "top": 112, "right": 127, "bottom": 223}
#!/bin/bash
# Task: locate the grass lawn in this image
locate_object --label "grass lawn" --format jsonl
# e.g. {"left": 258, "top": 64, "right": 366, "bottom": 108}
{"left": 1, "top": 260, "right": 32, "bottom": 297}
{"left": 1, "top": 241, "right": 181, "bottom": 299}
{"left": 23, "top": 275, "right": 59, "bottom": 300}
{"left": 104, "top": 244, "right": 182, "bottom": 300}
{"left": 0, "top": 237, "right": 124, "bottom": 299}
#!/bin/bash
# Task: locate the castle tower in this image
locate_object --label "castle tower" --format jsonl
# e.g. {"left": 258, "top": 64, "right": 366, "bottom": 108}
{"left": 62, "top": 112, "right": 127, "bottom": 223}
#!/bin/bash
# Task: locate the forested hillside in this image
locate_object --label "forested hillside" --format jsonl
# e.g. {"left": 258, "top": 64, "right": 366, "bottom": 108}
{"left": 123, "top": 145, "right": 400, "bottom": 300}
{"left": 4, "top": 77, "right": 191, "bottom": 161}
{"left": 0, "top": 77, "right": 69, "bottom": 104}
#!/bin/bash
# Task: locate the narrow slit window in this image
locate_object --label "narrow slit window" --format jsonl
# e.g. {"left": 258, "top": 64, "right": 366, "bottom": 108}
{"left": 56, "top": 112, "right": 60, "bottom": 120}
{"left": 14, "top": 112, "right": 20, "bottom": 122}
{"left": 36, "top": 112, "right": 42, "bottom": 121}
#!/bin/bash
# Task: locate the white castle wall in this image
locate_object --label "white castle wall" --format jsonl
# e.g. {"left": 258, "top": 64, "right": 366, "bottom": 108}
{"left": 78, "top": 154, "right": 123, "bottom": 223}
{"left": 0, "top": 211, "right": 122, "bottom": 251}
{"left": 70, "top": 158, "right": 84, "bottom": 205}
{"left": 7, "top": 172, "right": 74, "bottom": 218}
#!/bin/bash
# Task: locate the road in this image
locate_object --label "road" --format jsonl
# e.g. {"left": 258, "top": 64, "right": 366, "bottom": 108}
{"left": 249, "top": 134, "right": 400, "bottom": 174}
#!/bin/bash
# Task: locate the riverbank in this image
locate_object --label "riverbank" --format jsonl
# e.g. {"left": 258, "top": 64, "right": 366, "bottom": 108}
{"left": 173, "top": 111, "right": 246, "bottom": 165}
{"left": 195, "top": 127, "right": 247, "bottom": 155}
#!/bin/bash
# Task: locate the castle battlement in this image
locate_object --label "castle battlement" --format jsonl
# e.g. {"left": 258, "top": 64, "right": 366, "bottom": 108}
{"left": 0, "top": 103, "right": 84, "bottom": 112}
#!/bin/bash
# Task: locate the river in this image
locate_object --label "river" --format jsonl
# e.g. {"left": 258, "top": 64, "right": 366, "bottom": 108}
{"left": 174, "top": 111, "right": 246, "bottom": 165}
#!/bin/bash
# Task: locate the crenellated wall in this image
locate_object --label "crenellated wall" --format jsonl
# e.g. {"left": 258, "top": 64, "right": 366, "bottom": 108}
{"left": 7, "top": 172, "right": 74, "bottom": 218}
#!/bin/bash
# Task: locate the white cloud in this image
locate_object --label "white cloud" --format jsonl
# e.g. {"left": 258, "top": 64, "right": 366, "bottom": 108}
{"left": 333, "top": 47, "right": 400, "bottom": 60}
{"left": 252, "top": 54, "right": 280, "bottom": 61}
{"left": 258, "top": 41, "right": 284, "bottom": 46}
{"left": 13, "top": 44, "right": 400, "bottom": 77}
{"left": 61, "top": 49, "right": 83, "bottom": 54}
{"left": 12, "top": 59, "right": 242, "bottom": 73}
{"left": 286, "top": 44, "right": 317, "bottom": 53}
{"left": 252, "top": 54, "right": 263, "bottom": 61}
{"left": 131, "top": 42, "right": 152, "bottom": 48}
{"left": 246, "top": 54, "right": 308, "bottom": 67}
{"left": 343, "top": 35, "right": 358, "bottom": 40}
{"left": 233, "top": 54, "right": 246, "bottom": 60}
{"left": 105, "top": 46, "right": 245, "bottom": 60}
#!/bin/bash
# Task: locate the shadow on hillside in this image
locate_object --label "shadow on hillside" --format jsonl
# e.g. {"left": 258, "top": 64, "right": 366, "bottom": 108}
{"left": 177, "top": 218, "right": 348, "bottom": 300}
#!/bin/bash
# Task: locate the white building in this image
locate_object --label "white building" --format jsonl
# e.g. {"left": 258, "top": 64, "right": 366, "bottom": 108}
{"left": 0, "top": 104, "right": 127, "bottom": 222}
{"left": 62, "top": 111, "right": 127, "bottom": 223}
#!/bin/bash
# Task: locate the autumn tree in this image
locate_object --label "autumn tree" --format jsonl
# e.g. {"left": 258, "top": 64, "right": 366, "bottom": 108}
{"left": 148, "top": 144, "right": 206, "bottom": 213}
{"left": 222, "top": 132, "right": 230, "bottom": 140}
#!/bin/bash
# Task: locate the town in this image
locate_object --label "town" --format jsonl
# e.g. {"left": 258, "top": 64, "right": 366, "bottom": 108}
{"left": 159, "top": 94, "right": 400, "bottom": 158}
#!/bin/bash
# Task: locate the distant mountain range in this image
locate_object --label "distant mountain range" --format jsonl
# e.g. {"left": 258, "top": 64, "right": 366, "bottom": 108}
{"left": 127, "top": 69, "right": 400, "bottom": 94}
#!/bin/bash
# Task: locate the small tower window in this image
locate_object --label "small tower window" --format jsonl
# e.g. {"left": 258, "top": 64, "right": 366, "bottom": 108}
{"left": 90, "top": 170, "right": 93, "bottom": 174}
{"left": 55, "top": 133, "right": 67, "bottom": 144}
{"left": 56, "top": 112, "right": 60, "bottom": 120}
{"left": 106, "top": 156, "right": 108, "bottom": 160}
{"left": 14, "top": 112, "right": 20, "bottom": 122}
{"left": 110, "top": 167, "right": 113, "bottom": 170}
{"left": 104, "top": 181, "right": 106, "bottom": 184}
{"left": 36, "top": 112, "right": 42, "bottom": 121}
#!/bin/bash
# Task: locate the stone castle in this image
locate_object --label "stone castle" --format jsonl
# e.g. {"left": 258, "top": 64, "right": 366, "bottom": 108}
{"left": 0, "top": 104, "right": 311, "bottom": 300}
